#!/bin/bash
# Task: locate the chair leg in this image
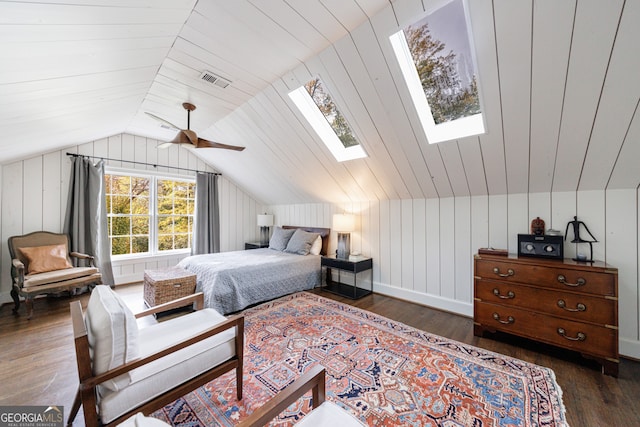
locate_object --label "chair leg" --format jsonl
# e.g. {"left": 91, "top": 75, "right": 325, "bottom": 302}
{"left": 67, "top": 389, "right": 81, "bottom": 426}
{"left": 25, "top": 297, "right": 34, "bottom": 320}
{"left": 236, "top": 363, "right": 243, "bottom": 401}
{"left": 10, "top": 288, "right": 20, "bottom": 314}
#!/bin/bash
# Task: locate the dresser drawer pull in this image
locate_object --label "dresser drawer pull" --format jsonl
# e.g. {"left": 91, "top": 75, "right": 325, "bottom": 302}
{"left": 557, "top": 300, "right": 586, "bottom": 312}
{"left": 557, "top": 328, "right": 586, "bottom": 341}
{"left": 492, "top": 312, "right": 515, "bottom": 324}
{"left": 492, "top": 267, "right": 514, "bottom": 277}
{"left": 557, "top": 275, "right": 586, "bottom": 287}
{"left": 493, "top": 288, "right": 515, "bottom": 299}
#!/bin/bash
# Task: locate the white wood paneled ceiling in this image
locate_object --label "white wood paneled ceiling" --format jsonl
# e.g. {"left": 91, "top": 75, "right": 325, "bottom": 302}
{"left": 1, "top": 0, "right": 639, "bottom": 205}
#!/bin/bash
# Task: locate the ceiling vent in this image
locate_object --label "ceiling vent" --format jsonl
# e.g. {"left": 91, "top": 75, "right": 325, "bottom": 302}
{"left": 199, "top": 70, "right": 231, "bottom": 88}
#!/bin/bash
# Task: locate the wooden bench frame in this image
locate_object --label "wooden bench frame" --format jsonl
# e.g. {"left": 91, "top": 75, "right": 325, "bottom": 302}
{"left": 67, "top": 292, "right": 244, "bottom": 426}
{"left": 237, "top": 365, "right": 326, "bottom": 427}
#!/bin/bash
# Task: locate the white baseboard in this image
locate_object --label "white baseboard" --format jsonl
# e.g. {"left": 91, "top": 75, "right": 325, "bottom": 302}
{"left": 620, "top": 337, "right": 640, "bottom": 360}
{"left": 373, "top": 282, "right": 473, "bottom": 317}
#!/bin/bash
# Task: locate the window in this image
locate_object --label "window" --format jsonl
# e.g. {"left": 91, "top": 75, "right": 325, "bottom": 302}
{"left": 105, "top": 171, "right": 195, "bottom": 257}
{"left": 390, "top": 0, "right": 485, "bottom": 143}
{"left": 289, "top": 77, "right": 367, "bottom": 162}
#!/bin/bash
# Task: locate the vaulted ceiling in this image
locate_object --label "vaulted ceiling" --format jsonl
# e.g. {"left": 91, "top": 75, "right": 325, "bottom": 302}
{"left": 2, "top": 0, "right": 639, "bottom": 205}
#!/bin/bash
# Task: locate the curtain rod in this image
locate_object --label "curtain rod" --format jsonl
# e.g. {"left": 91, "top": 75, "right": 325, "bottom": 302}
{"left": 65, "top": 152, "right": 221, "bottom": 176}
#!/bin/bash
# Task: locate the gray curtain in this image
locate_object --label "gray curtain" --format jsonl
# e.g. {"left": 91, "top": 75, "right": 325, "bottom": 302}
{"left": 193, "top": 172, "right": 220, "bottom": 254}
{"left": 63, "top": 156, "right": 115, "bottom": 287}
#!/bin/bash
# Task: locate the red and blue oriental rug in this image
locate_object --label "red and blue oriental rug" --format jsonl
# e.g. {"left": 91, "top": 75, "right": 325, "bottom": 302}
{"left": 153, "top": 292, "right": 568, "bottom": 426}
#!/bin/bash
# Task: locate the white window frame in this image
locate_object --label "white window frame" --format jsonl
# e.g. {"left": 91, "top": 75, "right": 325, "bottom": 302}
{"left": 389, "top": 0, "right": 486, "bottom": 144}
{"left": 289, "top": 81, "right": 367, "bottom": 162}
{"left": 105, "top": 167, "right": 195, "bottom": 260}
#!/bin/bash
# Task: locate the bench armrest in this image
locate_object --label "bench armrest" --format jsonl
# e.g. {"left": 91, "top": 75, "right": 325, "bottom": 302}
{"left": 134, "top": 292, "right": 205, "bottom": 318}
{"left": 237, "top": 365, "right": 326, "bottom": 427}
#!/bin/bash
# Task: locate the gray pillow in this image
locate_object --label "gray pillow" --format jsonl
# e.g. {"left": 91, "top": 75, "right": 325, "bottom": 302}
{"left": 284, "top": 229, "right": 320, "bottom": 255}
{"left": 269, "top": 227, "right": 296, "bottom": 251}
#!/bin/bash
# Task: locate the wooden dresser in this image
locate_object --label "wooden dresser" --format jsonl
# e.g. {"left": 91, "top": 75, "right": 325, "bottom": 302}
{"left": 474, "top": 254, "right": 619, "bottom": 376}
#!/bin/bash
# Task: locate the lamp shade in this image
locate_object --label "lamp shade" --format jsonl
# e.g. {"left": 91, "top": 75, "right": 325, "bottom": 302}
{"left": 257, "top": 214, "right": 274, "bottom": 227}
{"left": 333, "top": 213, "right": 355, "bottom": 232}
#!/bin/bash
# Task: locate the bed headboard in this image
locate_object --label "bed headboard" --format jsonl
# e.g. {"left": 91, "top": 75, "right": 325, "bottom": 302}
{"left": 282, "top": 226, "right": 331, "bottom": 256}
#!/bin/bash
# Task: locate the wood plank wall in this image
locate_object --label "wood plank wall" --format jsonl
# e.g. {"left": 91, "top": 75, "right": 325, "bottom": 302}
{"left": 268, "top": 190, "right": 640, "bottom": 359}
{"left": 0, "top": 133, "right": 264, "bottom": 295}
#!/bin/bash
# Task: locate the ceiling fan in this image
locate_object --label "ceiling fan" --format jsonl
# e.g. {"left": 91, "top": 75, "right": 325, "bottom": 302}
{"left": 145, "top": 102, "right": 245, "bottom": 151}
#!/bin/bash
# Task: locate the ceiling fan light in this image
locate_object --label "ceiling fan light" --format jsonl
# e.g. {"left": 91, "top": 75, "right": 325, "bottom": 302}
{"left": 157, "top": 141, "right": 173, "bottom": 149}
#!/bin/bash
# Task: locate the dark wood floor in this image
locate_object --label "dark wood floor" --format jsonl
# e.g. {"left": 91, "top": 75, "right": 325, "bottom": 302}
{"left": 1, "top": 285, "right": 639, "bottom": 426}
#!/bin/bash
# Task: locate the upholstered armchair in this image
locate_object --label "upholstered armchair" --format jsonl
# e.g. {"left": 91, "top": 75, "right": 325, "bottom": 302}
{"left": 8, "top": 231, "right": 102, "bottom": 319}
{"left": 68, "top": 286, "right": 244, "bottom": 426}
{"left": 237, "top": 365, "right": 365, "bottom": 427}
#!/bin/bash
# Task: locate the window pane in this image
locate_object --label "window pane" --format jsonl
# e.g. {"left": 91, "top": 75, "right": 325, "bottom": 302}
{"left": 111, "top": 175, "right": 131, "bottom": 195}
{"left": 174, "top": 234, "right": 189, "bottom": 250}
{"left": 402, "top": 0, "right": 480, "bottom": 124}
{"left": 112, "top": 217, "right": 130, "bottom": 236}
{"left": 111, "top": 237, "right": 130, "bottom": 255}
{"left": 131, "top": 196, "right": 149, "bottom": 214}
{"left": 131, "top": 216, "right": 149, "bottom": 235}
{"left": 157, "top": 216, "right": 173, "bottom": 234}
{"left": 304, "top": 78, "right": 359, "bottom": 149}
{"left": 158, "top": 235, "right": 173, "bottom": 251}
{"left": 157, "top": 180, "right": 173, "bottom": 197}
{"left": 131, "top": 177, "right": 150, "bottom": 196}
{"left": 157, "top": 197, "right": 174, "bottom": 215}
{"left": 112, "top": 196, "right": 130, "bottom": 214}
{"left": 132, "top": 236, "right": 149, "bottom": 254}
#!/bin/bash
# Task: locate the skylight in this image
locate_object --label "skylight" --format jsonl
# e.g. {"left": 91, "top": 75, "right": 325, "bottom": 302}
{"left": 289, "top": 77, "right": 367, "bottom": 162}
{"left": 390, "top": 0, "right": 485, "bottom": 144}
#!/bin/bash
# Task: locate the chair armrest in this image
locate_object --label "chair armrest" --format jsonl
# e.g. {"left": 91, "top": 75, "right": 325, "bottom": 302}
{"left": 237, "top": 365, "right": 326, "bottom": 427}
{"left": 12, "top": 258, "right": 25, "bottom": 285}
{"left": 134, "top": 292, "right": 205, "bottom": 318}
{"left": 70, "top": 252, "right": 96, "bottom": 267}
{"left": 81, "top": 313, "right": 245, "bottom": 390}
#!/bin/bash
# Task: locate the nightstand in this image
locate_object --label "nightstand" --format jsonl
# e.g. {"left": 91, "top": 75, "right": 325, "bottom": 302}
{"left": 245, "top": 241, "right": 269, "bottom": 250}
{"left": 321, "top": 255, "right": 373, "bottom": 299}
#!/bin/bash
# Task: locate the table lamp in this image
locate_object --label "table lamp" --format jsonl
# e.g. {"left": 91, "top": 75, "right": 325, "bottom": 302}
{"left": 257, "top": 214, "right": 274, "bottom": 245}
{"left": 333, "top": 213, "right": 355, "bottom": 259}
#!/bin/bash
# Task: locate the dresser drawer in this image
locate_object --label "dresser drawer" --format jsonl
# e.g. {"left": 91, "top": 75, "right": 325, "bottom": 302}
{"left": 475, "top": 258, "right": 615, "bottom": 296}
{"left": 475, "top": 279, "right": 617, "bottom": 326}
{"left": 475, "top": 302, "right": 618, "bottom": 360}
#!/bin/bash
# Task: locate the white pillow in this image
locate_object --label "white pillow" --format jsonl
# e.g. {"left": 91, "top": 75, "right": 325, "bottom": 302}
{"left": 309, "top": 235, "right": 322, "bottom": 255}
{"left": 85, "top": 285, "right": 139, "bottom": 391}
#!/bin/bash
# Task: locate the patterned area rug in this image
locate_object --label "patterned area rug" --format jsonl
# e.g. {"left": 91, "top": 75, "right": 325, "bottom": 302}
{"left": 152, "top": 292, "right": 568, "bottom": 426}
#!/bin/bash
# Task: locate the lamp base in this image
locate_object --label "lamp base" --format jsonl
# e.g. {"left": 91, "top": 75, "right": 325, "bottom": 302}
{"left": 336, "top": 232, "right": 351, "bottom": 259}
{"left": 260, "top": 226, "right": 270, "bottom": 245}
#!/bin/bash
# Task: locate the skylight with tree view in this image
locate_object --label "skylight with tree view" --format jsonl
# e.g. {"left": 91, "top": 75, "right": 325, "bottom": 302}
{"left": 390, "top": 0, "right": 485, "bottom": 143}
{"left": 289, "top": 77, "right": 366, "bottom": 162}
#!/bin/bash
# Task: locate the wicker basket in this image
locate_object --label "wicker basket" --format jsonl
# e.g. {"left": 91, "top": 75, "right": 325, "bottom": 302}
{"left": 143, "top": 266, "right": 196, "bottom": 307}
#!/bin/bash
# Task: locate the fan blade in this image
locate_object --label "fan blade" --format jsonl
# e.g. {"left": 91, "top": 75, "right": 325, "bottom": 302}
{"left": 196, "top": 138, "right": 246, "bottom": 151}
{"left": 170, "top": 130, "right": 198, "bottom": 146}
{"left": 144, "top": 112, "right": 181, "bottom": 130}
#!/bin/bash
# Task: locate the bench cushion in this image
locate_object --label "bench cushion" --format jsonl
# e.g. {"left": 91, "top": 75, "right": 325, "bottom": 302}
{"left": 98, "top": 308, "right": 236, "bottom": 424}
{"left": 86, "top": 286, "right": 139, "bottom": 392}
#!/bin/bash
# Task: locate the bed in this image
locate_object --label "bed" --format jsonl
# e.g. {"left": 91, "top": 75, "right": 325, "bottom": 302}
{"left": 177, "top": 226, "right": 330, "bottom": 314}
